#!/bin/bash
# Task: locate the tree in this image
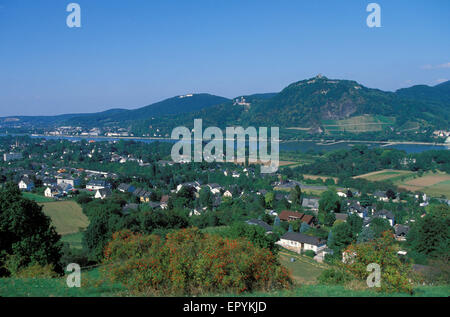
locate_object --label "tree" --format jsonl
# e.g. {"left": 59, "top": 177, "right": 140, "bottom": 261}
{"left": 324, "top": 212, "right": 336, "bottom": 227}
{"left": 289, "top": 185, "right": 302, "bottom": 206}
{"left": 329, "top": 222, "right": 355, "bottom": 252}
{"left": 347, "top": 213, "right": 363, "bottom": 235}
{"left": 319, "top": 189, "right": 341, "bottom": 214}
{"left": 386, "top": 189, "right": 396, "bottom": 200}
{"left": 344, "top": 232, "right": 413, "bottom": 294}
{"left": 199, "top": 187, "right": 212, "bottom": 209}
{"left": 0, "top": 183, "right": 62, "bottom": 276}
{"left": 407, "top": 204, "right": 450, "bottom": 261}
{"left": 226, "top": 223, "right": 279, "bottom": 254}
{"left": 357, "top": 226, "right": 375, "bottom": 243}
{"left": 300, "top": 222, "right": 310, "bottom": 233}
{"left": 369, "top": 218, "right": 392, "bottom": 238}
{"left": 264, "top": 192, "right": 275, "bottom": 209}
{"left": 273, "top": 216, "right": 281, "bottom": 227}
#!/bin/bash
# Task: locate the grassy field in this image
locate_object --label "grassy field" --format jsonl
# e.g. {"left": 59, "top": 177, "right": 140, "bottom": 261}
{"left": 61, "top": 231, "right": 84, "bottom": 249}
{"left": 322, "top": 115, "right": 395, "bottom": 133}
{"left": 22, "top": 192, "right": 54, "bottom": 203}
{"left": 354, "top": 169, "right": 416, "bottom": 182}
{"left": 279, "top": 250, "right": 327, "bottom": 285}
{"left": 40, "top": 200, "right": 89, "bottom": 236}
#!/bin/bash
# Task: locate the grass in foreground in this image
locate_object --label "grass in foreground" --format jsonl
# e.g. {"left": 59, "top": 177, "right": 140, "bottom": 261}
{"left": 1, "top": 270, "right": 448, "bottom": 297}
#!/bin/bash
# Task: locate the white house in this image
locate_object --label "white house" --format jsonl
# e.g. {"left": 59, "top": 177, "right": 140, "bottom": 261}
{"left": 57, "top": 177, "right": 80, "bottom": 187}
{"left": 95, "top": 188, "right": 112, "bottom": 199}
{"left": 44, "top": 186, "right": 62, "bottom": 198}
{"left": 223, "top": 190, "right": 233, "bottom": 198}
{"left": 207, "top": 183, "right": 222, "bottom": 195}
{"left": 176, "top": 182, "right": 201, "bottom": 193}
{"left": 18, "top": 178, "right": 34, "bottom": 191}
{"left": 86, "top": 180, "right": 109, "bottom": 191}
{"left": 277, "top": 232, "right": 326, "bottom": 254}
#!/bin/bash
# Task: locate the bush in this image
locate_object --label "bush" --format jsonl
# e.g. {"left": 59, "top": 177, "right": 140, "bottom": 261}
{"left": 102, "top": 228, "right": 292, "bottom": 295}
{"left": 318, "top": 268, "right": 352, "bottom": 285}
{"left": 13, "top": 263, "right": 58, "bottom": 278}
{"left": 343, "top": 232, "right": 414, "bottom": 294}
{"left": 303, "top": 250, "right": 316, "bottom": 258}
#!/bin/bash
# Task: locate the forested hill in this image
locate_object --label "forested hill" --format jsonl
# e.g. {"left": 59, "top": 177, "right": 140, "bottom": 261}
{"left": 65, "top": 93, "right": 230, "bottom": 126}
{"left": 396, "top": 81, "right": 450, "bottom": 104}
{"left": 169, "top": 75, "right": 450, "bottom": 129}
{"left": 0, "top": 93, "right": 230, "bottom": 128}
{"left": 2, "top": 76, "right": 449, "bottom": 134}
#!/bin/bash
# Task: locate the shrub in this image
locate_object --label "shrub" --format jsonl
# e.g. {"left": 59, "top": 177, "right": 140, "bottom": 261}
{"left": 102, "top": 228, "right": 292, "bottom": 295}
{"left": 318, "top": 268, "right": 351, "bottom": 285}
{"left": 13, "top": 263, "right": 58, "bottom": 278}
{"left": 303, "top": 250, "right": 316, "bottom": 258}
{"left": 343, "top": 232, "right": 414, "bottom": 294}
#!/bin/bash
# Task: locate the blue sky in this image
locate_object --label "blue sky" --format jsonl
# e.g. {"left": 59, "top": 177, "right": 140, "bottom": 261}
{"left": 0, "top": 0, "right": 449, "bottom": 116}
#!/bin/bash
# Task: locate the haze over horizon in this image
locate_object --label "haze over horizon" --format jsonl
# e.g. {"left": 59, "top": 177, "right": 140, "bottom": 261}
{"left": 0, "top": 0, "right": 449, "bottom": 117}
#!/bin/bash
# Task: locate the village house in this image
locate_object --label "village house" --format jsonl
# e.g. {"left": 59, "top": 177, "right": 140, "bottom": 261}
{"left": 245, "top": 219, "right": 273, "bottom": 233}
{"left": 42, "top": 177, "right": 57, "bottom": 187}
{"left": 44, "top": 186, "right": 62, "bottom": 199}
{"left": 279, "top": 210, "right": 317, "bottom": 226}
{"left": 117, "top": 183, "right": 136, "bottom": 193}
{"left": 176, "top": 181, "right": 201, "bottom": 193}
{"left": 373, "top": 191, "right": 389, "bottom": 202}
{"left": 372, "top": 209, "right": 395, "bottom": 226}
{"left": 160, "top": 195, "right": 169, "bottom": 209}
{"left": 347, "top": 201, "right": 367, "bottom": 218}
{"left": 18, "top": 178, "right": 34, "bottom": 191}
{"left": 57, "top": 177, "right": 80, "bottom": 188}
{"left": 86, "top": 180, "right": 110, "bottom": 191}
{"left": 3, "top": 152, "right": 22, "bottom": 162}
{"left": 57, "top": 182, "right": 74, "bottom": 195}
{"left": 132, "top": 188, "right": 153, "bottom": 203}
{"left": 207, "top": 183, "right": 222, "bottom": 195}
{"left": 394, "top": 224, "right": 410, "bottom": 241}
{"left": 277, "top": 232, "right": 326, "bottom": 254}
{"left": 301, "top": 198, "right": 319, "bottom": 212}
{"left": 223, "top": 190, "right": 233, "bottom": 198}
{"left": 334, "top": 213, "right": 348, "bottom": 222}
{"left": 95, "top": 188, "right": 112, "bottom": 200}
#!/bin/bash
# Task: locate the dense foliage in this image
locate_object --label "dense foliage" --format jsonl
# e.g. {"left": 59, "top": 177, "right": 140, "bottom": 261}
{"left": 102, "top": 228, "right": 291, "bottom": 295}
{"left": 0, "top": 184, "right": 62, "bottom": 276}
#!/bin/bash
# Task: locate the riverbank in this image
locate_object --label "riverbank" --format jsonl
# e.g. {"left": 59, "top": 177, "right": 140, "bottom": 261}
{"left": 26, "top": 134, "right": 448, "bottom": 146}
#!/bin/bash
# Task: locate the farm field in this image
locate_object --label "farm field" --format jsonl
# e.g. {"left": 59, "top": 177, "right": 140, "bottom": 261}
{"left": 354, "top": 169, "right": 416, "bottom": 182}
{"left": 354, "top": 170, "right": 450, "bottom": 198}
{"left": 396, "top": 172, "right": 450, "bottom": 198}
{"left": 40, "top": 200, "right": 89, "bottom": 236}
{"left": 303, "top": 174, "right": 338, "bottom": 184}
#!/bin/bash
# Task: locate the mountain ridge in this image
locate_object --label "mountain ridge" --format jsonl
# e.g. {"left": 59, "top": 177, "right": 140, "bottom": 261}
{"left": 1, "top": 76, "right": 449, "bottom": 136}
